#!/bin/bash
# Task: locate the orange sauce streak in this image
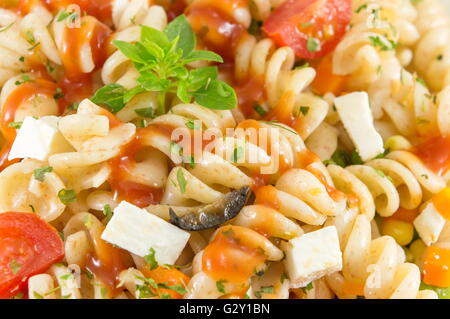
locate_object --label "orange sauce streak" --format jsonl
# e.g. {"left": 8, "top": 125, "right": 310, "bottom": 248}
{"left": 163, "top": 0, "right": 188, "bottom": 21}
{"left": 186, "top": 0, "right": 248, "bottom": 62}
{"left": 56, "top": 16, "right": 112, "bottom": 110}
{"left": 263, "top": 91, "right": 304, "bottom": 134}
{"left": 254, "top": 185, "right": 280, "bottom": 210}
{"left": 2, "top": 0, "right": 113, "bottom": 25}
{"left": 85, "top": 225, "right": 127, "bottom": 293}
{"left": 343, "top": 279, "right": 365, "bottom": 296}
{"left": 60, "top": 16, "right": 112, "bottom": 81}
{"left": 432, "top": 188, "right": 450, "bottom": 221}
{"left": 387, "top": 207, "right": 419, "bottom": 224}
{"left": 234, "top": 76, "right": 266, "bottom": 118}
{"left": 0, "top": 79, "right": 59, "bottom": 170}
{"left": 306, "top": 166, "right": 346, "bottom": 201}
{"left": 235, "top": 119, "right": 277, "bottom": 187}
{"left": 202, "top": 225, "right": 266, "bottom": 283}
{"left": 108, "top": 128, "right": 166, "bottom": 209}
{"left": 297, "top": 148, "right": 320, "bottom": 168}
{"left": 141, "top": 266, "right": 190, "bottom": 299}
{"left": 413, "top": 135, "right": 450, "bottom": 176}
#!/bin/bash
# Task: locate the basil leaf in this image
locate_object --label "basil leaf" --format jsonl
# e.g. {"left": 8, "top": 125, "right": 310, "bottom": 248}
{"left": 123, "top": 86, "right": 145, "bottom": 103}
{"left": 185, "top": 50, "right": 223, "bottom": 63}
{"left": 188, "top": 66, "right": 218, "bottom": 91}
{"left": 137, "top": 73, "right": 170, "bottom": 92}
{"left": 112, "top": 40, "right": 152, "bottom": 64}
{"left": 140, "top": 26, "right": 170, "bottom": 50}
{"left": 134, "top": 107, "right": 156, "bottom": 118}
{"left": 176, "top": 82, "right": 191, "bottom": 103}
{"left": 90, "top": 83, "right": 127, "bottom": 113}
{"left": 193, "top": 80, "right": 237, "bottom": 110}
{"left": 164, "top": 15, "right": 195, "bottom": 57}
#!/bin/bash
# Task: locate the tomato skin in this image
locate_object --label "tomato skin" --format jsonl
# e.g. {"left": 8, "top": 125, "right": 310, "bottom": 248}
{"left": 0, "top": 212, "right": 64, "bottom": 299}
{"left": 263, "top": 0, "right": 352, "bottom": 59}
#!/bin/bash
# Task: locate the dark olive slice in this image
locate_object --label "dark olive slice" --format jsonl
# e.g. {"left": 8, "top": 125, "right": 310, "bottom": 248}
{"left": 169, "top": 186, "right": 251, "bottom": 231}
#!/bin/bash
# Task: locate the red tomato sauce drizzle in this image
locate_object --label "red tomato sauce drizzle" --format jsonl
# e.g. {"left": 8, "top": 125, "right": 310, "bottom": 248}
{"left": 413, "top": 135, "right": 450, "bottom": 177}
{"left": 0, "top": 6, "right": 113, "bottom": 171}
{"left": 85, "top": 226, "right": 128, "bottom": 294}
{"left": 108, "top": 129, "right": 166, "bottom": 209}
{"left": 108, "top": 122, "right": 219, "bottom": 208}
{"left": 186, "top": 0, "right": 268, "bottom": 118}
{"left": 58, "top": 15, "right": 112, "bottom": 108}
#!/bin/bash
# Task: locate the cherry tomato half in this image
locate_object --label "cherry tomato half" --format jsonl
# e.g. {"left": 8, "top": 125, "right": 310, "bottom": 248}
{"left": 263, "top": 0, "right": 352, "bottom": 59}
{"left": 0, "top": 212, "right": 64, "bottom": 298}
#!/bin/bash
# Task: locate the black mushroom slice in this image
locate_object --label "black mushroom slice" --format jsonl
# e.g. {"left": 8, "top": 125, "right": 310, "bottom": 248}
{"left": 169, "top": 186, "right": 252, "bottom": 231}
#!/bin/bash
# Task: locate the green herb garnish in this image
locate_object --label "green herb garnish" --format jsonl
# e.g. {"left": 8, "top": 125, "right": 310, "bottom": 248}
{"left": 216, "top": 280, "right": 226, "bottom": 293}
{"left": 91, "top": 15, "right": 236, "bottom": 115}
{"left": 33, "top": 166, "right": 53, "bottom": 182}
{"left": 177, "top": 168, "right": 187, "bottom": 193}
{"left": 306, "top": 37, "right": 320, "bottom": 52}
{"left": 144, "top": 248, "right": 158, "bottom": 270}
{"left": 58, "top": 189, "right": 76, "bottom": 205}
{"left": 8, "top": 122, "right": 22, "bottom": 129}
{"left": 368, "top": 35, "right": 397, "bottom": 51}
{"left": 9, "top": 260, "right": 22, "bottom": 275}
{"left": 102, "top": 204, "right": 113, "bottom": 223}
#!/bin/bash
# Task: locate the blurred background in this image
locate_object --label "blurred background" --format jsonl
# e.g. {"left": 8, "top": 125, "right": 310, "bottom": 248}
{"left": 445, "top": 0, "right": 450, "bottom": 13}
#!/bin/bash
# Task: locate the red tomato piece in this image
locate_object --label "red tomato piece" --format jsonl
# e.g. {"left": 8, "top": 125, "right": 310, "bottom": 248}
{"left": 0, "top": 212, "right": 64, "bottom": 299}
{"left": 263, "top": 0, "right": 352, "bottom": 59}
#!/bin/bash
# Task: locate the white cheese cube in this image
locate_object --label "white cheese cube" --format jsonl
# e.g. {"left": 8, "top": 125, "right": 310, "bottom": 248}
{"left": 283, "top": 226, "right": 342, "bottom": 288}
{"left": 8, "top": 116, "right": 72, "bottom": 161}
{"left": 334, "top": 92, "right": 384, "bottom": 161}
{"left": 101, "top": 201, "right": 190, "bottom": 265}
{"left": 414, "top": 202, "right": 446, "bottom": 246}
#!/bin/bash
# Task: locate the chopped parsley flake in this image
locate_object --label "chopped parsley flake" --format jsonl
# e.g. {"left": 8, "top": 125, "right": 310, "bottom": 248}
{"left": 58, "top": 189, "right": 76, "bottom": 205}
{"left": 368, "top": 35, "right": 397, "bottom": 51}
{"left": 177, "top": 168, "right": 187, "bottom": 193}
{"left": 216, "top": 280, "right": 226, "bottom": 293}
{"left": 306, "top": 37, "right": 320, "bottom": 52}
{"left": 144, "top": 248, "right": 158, "bottom": 270}
{"left": 253, "top": 104, "right": 267, "bottom": 116}
{"left": 8, "top": 122, "right": 22, "bottom": 129}
{"left": 102, "top": 204, "right": 113, "bottom": 223}
{"left": 33, "top": 166, "right": 53, "bottom": 182}
{"left": 9, "top": 260, "right": 22, "bottom": 274}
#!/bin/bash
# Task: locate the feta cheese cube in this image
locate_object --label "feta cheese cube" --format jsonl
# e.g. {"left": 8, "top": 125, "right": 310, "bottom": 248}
{"left": 334, "top": 92, "right": 384, "bottom": 161}
{"left": 283, "top": 226, "right": 342, "bottom": 288}
{"left": 101, "top": 201, "right": 190, "bottom": 265}
{"left": 414, "top": 202, "right": 446, "bottom": 246}
{"left": 8, "top": 116, "right": 72, "bottom": 161}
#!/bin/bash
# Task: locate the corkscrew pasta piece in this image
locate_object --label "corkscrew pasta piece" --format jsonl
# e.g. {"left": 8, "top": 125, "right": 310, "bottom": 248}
{"left": 414, "top": 0, "right": 450, "bottom": 92}
{"left": 0, "top": 159, "right": 65, "bottom": 221}
{"left": 326, "top": 214, "right": 426, "bottom": 299}
{"left": 0, "top": 8, "right": 61, "bottom": 87}
{"left": 333, "top": 0, "right": 418, "bottom": 90}
{"left": 49, "top": 99, "right": 136, "bottom": 192}
{"left": 232, "top": 35, "right": 330, "bottom": 139}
